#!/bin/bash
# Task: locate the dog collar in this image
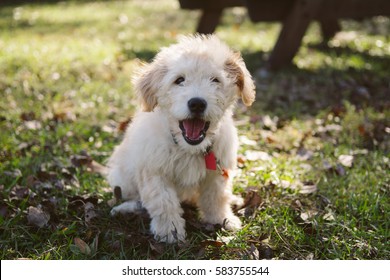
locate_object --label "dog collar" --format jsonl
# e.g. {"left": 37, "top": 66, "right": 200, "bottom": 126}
{"left": 204, "top": 150, "right": 217, "bottom": 170}
{"left": 204, "top": 150, "right": 229, "bottom": 178}
{"left": 171, "top": 132, "right": 228, "bottom": 177}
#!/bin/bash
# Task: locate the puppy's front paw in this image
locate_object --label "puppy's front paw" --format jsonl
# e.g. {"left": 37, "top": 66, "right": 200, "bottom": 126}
{"left": 150, "top": 215, "right": 186, "bottom": 243}
{"left": 223, "top": 214, "right": 242, "bottom": 231}
{"left": 110, "top": 207, "right": 119, "bottom": 216}
{"left": 110, "top": 200, "right": 142, "bottom": 216}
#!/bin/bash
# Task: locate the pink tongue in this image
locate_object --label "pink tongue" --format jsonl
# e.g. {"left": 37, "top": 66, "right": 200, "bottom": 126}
{"left": 183, "top": 119, "right": 205, "bottom": 140}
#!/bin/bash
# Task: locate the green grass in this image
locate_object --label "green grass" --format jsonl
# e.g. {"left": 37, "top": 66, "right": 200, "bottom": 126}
{"left": 0, "top": 0, "right": 389, "bottom": 260}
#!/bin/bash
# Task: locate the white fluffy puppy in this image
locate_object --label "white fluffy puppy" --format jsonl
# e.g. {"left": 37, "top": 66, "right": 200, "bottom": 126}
{"left": 107, "top": 35, "right": 255, "bottom": 243}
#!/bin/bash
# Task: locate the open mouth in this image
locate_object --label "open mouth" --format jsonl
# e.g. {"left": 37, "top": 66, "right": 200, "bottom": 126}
{"left": 179, "top": 118, "right": 210, "bottom": 145}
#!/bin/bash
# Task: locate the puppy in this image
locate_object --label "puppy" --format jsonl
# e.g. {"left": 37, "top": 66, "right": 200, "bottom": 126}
{"left": 107, "top": 35, "right": 255, "bottom": 243}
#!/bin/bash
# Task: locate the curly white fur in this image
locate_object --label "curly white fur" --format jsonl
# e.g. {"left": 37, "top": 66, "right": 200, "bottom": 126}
{"left": 107, "top": 35, "right": 255, "bottom": 243}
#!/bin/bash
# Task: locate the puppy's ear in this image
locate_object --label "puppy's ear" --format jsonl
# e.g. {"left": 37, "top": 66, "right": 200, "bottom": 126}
{"left": 133, "top": 61, "right": 167, "bottom": 112}
{"left": 224, "top": 52, "right": 256, "bottom": 106}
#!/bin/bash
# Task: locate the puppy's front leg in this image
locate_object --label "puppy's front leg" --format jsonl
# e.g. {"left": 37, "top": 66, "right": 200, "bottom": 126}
{"left": 198, "top": 173, "right": 242, "bottom": 230}
{"left": 139, "top": 175, "right": 186, "bottom": 243}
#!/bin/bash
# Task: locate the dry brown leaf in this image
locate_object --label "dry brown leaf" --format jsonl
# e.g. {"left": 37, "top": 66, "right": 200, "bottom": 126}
{"left": 200, "top": 240, "right": 224, "bottom": 248}
{"left": 74, "top": 237, "right": 91, "bottom": 255}
{"left": 242, "top": 190, "right": 262, "bottom": 209}
{"left": 20, "top": 112, "right": 36, "bottom": 121}
{"left": 71, "top": 153, "right": 92, "bottom": 167}
{"left": 236, "top": 189, "right": 263, "bottom": 218}
{"left": 149, "top": 241, "right": 165, "bottom": 254}
{"left": 27, "top": 206, "right": 50, "bottom": 228}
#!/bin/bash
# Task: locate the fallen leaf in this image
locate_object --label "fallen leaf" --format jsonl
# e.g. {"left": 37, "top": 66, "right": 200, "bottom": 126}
{"left": 52, "top": 111, "right": 76, "bottom": 122}
{"left": 74, "top": 237, "right": 91, "bottom": 255}
{"left": 84, "top": 202, "right": 98, "bottom": 223}
{"left": 200, "top": 240, "right": 224, "bottom": 248}
{"left": 36, "top": 170, "right": 57, "bottom": 182}
{"left": 291, "top": 199, "right": 303, "bottom": 211}
{"left": 265, "top": 135, "right": 278, "bottom": 144}
{"left": 24, "top": 120, "right": 42, "bottom": 130}
{"left": 240, "top": 189, "right": 263, "bottom": 218}
{"left": 306, "top": 252, "right": 314, "bottom": 260}
{"left": 246, "top": 243, "right": 260, "bottom": 260}
{"left": 218, "top": 235, "right": 235, "bottom": 244}
{"left": 0, "top": 202, "right": 9, "bottom": 218}
{"left": 27, "top": 206, "right": 50, "bottom": 228}
{"left": 316, "top": 124, "right": 342, "bottom": 135}
{"left": 60, "top": 167, "right": 77, "bottom": 182}
{"left": 68, "top": 195, "right": 99, "bottom": 213}
{"left": 90, "top": 233, "right": 99, "bottom": 255}
{"left": 20, "top": 112, "right": 36, "bottom": 121}
{"left": 302, "top": 223, "right": 317, "bottom": 235}
{"left": 71, "top": 152, "right": 92, "bottom": 167}
{"left": 237, "top": 155, "right": 246, "bottom": 168}
{"left": 331, "top": 104, "right": 346, "bottom": 117}
{"left": 299, "top": 184, "right": 317, "bottom": 194}
{"left": 10, "top": 185, "right": 30, "bottom": 200}
{"left": 261, "top": 115, "right": 279, "bottom": 131}
{"left": 102, "top": 121, "right": 117, "bottom": 134}
{"left": 300, "top": 210, "right": 318, "bottom": 221}
{"left": 3, "top": 169, "right": 22, "bottom": 178}
{"left": 258, "top": 244, "right": 274, "bottom": 260}
{"left": 323, "top": 208, "right": 336, "bottom": 221}
{"left": 338, "top": 154, "right": 354, "bottom": 167}
{"left": 239, "top": 135, "right": 257, "bottom": 146}
{"left": 245, "top": 150, "right": 272, "bottom": 161}
{"left": 149, "top": 241, "right": 165, "bottom": 254}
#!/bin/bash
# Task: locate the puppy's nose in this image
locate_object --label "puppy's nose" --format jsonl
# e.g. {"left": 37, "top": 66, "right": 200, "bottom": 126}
{"left": 188, "top": 98, "right": 207, "bottom": 114}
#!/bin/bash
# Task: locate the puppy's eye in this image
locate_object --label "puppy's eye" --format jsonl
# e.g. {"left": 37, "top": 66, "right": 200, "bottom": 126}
{"left": 174, "top": 76, "right": 185, "bottom": 85}
{"left": 211, "top": 77, "right": 220, "bottom": 83}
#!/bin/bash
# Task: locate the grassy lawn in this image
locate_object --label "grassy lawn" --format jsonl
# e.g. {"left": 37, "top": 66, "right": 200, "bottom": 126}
{"left": 0, "top": 0, "right": 389, "bottom": 260}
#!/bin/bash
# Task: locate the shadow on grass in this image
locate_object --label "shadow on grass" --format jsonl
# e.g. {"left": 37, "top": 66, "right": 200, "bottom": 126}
{"left": 239, "top": 45, "right": 390, "bottom": 118}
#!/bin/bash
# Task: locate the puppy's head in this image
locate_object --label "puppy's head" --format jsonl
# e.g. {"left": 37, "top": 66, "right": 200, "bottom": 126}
{"left": 134, "top": 35, "right": 255, "bottom": 151}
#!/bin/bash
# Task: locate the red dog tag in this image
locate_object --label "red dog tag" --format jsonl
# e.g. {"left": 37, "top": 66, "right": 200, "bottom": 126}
{"left": 204, "top": 151, "right": 217, "bottom": 170}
